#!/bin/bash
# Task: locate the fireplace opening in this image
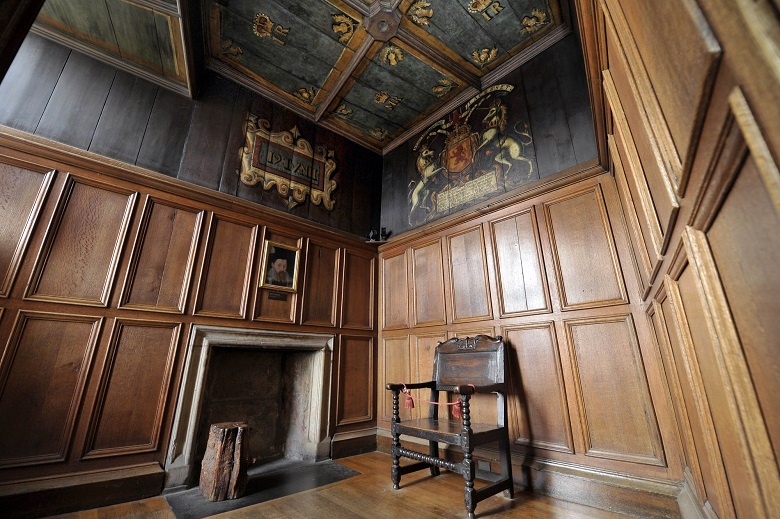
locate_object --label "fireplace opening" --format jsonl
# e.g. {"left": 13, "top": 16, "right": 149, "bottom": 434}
{"left": 164, "top": 326, "right": 334, "bottom": 490}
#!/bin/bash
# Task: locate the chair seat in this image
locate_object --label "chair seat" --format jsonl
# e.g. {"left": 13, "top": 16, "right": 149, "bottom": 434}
{"left": 394, "top": 418, "right": 504, "bottom": 445}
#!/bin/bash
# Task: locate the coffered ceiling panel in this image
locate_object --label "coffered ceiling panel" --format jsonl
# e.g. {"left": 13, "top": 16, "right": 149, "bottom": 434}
{"left": 32, "top": 0, "right": 189, "bottom": 96}
{"left": 206, "top": 0, "right": 568, "bottom": 152}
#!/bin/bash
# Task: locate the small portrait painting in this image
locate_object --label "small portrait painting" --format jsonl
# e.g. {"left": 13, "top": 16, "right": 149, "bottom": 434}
{"left": 260, "top": 241, "right": 300, "bottom": 292}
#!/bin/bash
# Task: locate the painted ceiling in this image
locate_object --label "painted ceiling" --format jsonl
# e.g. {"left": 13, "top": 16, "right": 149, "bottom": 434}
{"left": 31, "top": 0, "right": 568, "bottom": 153}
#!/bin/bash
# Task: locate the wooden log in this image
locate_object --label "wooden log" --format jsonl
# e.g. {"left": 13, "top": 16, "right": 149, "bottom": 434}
{"left": 199, "top": 422, "right": 249, "bottom": 501}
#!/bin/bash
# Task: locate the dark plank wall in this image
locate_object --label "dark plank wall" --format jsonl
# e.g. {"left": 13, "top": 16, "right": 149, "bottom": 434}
{"left": 0, "top": 33, "right": 382, "bottom": 238}
{"left": 381, "top": 34, "right": 597, "bottom": 235}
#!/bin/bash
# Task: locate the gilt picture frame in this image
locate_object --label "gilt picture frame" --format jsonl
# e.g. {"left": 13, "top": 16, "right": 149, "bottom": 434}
{"left": 259, "top": 240, "right": 300, "bottom": 292}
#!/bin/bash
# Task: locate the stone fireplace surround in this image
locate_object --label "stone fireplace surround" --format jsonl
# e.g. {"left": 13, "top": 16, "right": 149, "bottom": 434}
{"left": 163, "top": 325, "right": 335, "bottom": 490}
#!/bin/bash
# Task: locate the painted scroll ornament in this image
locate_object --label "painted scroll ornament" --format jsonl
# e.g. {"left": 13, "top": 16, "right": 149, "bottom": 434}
{"left": 239, "top": 115, "right": 337, "bottom": 210}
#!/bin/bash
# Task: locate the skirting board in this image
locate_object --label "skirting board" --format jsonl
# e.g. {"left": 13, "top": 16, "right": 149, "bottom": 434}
{"left": 0, "top": 463, "right": 164, "bottom": 519}
{"left": 331, "top": 428, "right": 378, "bottom": 459}
{"left": 377, "top": 432, "right": 681, "bottom": 518}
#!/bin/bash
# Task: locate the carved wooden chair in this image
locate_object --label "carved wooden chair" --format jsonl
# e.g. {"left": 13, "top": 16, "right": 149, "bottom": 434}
{"left": 386, "top": 335, "right": 514, "bottom": 519}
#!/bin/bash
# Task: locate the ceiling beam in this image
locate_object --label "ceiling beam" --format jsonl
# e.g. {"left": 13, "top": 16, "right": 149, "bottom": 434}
{"left": 0, "top": 0, "right": 46, "bottom": 84}
{"left": 314, "top": 35, "right": 376, "bottom": 121}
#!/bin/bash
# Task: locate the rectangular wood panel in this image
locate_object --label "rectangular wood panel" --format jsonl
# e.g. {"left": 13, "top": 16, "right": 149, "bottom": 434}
{"left": 301, "top": 242, "right": 339, "bottom": 326}
{"left": 381, "top": 251, "right": 408, "bottom": 330}
{"left": 648, "top": 293, "right": 707, "bottom": 506}
{"left": 608, "top": 0, "right": 720, "bottom": 179}
{"left": 490, "top": 208, "right": 549, "bottom": 317}
{"left": 340, "top": 250, "right": 374, "bottom": 330}
{"left": 411, "top": 331, "right": 447, "bottom": 420}
{"left": 0, "top": 312, "right": 102, "bottom": 467}
{"left": 337, "top": 336, "right": 373, "bottom": 425}
{"left": 504, "top": 322, "right": 572, "bottom": 453}
{"left": 381, "top": 335, "right": 411, "bottom": 423}
{"left": 120, "top": 197, "right": 203, "bottom": 313}
{"left": 603, "top": 31, "right": 680, "bottom": 251}
{"left": 447, "top": 227, "right": 492, "bottom": 323}
{"left": 26, "top": 177, "right": 137, "bottom": 306}
{"left": 195, "top": 215, "right": 257, "bottom": 318}
{"left": 84, "top": 319, "right": 180, "bottom": 458}
{"left": 411, "top": 240, "right": 446, "bottom": 327}
{"left": 661, "top": 272, "right": 735, "bottom": 519}
{"left": 609, "top": 135, "right": 655, "bottom": 299}
{"left": 0, "top": 163, "right": 53, "bottom": 297}
{"left": 565, "top": 315, "right": 665, "bottom": 466}
{"left": 544, "top": 185, "right": 627, "bottom": 310}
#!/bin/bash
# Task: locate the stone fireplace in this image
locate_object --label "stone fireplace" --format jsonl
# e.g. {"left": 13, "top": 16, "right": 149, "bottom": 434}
{"left": 163, "top": 325, "right": 335, "bottom": 489}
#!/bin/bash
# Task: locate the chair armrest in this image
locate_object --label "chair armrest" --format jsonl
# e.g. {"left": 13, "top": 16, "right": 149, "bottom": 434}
{"left": 453, "top": 383, "right": 503, "bottom": 395}
{"left": 386, "top": 381, "right": 436, "bottom": 391}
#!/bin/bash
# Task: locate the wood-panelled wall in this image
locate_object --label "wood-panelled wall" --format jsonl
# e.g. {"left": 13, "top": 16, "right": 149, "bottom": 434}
{"left": 377, "top": 171, "right": 682, "bottom": 516}
{"left": 0, "top": 33, "right": 383, "bottom": 238}
{"left": 0, "top": 131, "right": 377, "bottom": 517}
{"left": 577, "top": 0, "right": 780, "bottom": 516}
{"left": 377, "top": 0, "right": 780, "bottom": 517}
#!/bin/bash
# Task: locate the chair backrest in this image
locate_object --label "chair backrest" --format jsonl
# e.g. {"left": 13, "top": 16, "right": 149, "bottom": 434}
{"left": 433, "top": 335, "right": 506, "bottom": 390}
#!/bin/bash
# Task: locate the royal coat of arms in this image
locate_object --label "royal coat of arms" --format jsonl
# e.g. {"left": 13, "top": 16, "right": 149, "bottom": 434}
{"left": 239, "top": 114, "right": 337, "bottom": 210}
{"left": 408, "top": 84, "right": 534, "bottom": 227}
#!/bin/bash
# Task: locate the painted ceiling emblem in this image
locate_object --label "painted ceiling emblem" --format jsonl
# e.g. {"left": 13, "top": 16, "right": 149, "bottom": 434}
{"left": 253, "top": 13, "right": 290, "bottom": 45}
{"left": 380, "top": 45, "right": 404, "bottom": 66}
{"left": 432, "top": 78, "right": 458, "bottom": 98}
{"left": 374, "top": 91, "right": 402, "bottom": 110}
{"left": 468, "top": 0, "right": 504, "bottom": 21}
{"left": 371, "top": 128, "right": 390, "bottom": 141}
{"left": 407, "top": 1, "right": 433, "bottom": 26}
{"left": 332, "top": 13, "right": 359, "bottom": 44}
{"left": 239, "top": 115, "right": 337, "bottom": 210}
{"left": 333, "top": 103, "right": 353, "bottom": 120}
{"left": 521, "top": 9, "right": 549, "bottom": 34}
{"left": 408, "top": 84, "right": 534, "bottom": 227}
{"left": 472, "top": 47, "right": 498, "bottom": 67}
{"left": 293, "top": 87, "right": 316, "bottom": 104}
{"left": 220, "top": 39, "right": 243, "bottom": 61}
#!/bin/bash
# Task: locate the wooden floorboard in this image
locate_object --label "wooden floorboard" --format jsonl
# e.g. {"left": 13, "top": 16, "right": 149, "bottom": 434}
{"left": 48, "top": 452, "right": 629, "bottom": 519}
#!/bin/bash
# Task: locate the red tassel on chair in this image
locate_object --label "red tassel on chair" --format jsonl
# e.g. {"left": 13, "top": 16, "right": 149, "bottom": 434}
{"left": 402, "top": 385, "right": 415, "bottom": 409}
{"left": 452, "top": 398, "right": 463, "bottom": 419}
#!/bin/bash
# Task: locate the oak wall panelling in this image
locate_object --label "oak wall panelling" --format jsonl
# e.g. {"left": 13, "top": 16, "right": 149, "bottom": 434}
{"left": 564, "top": 314, "right": 665, "bottom": 466}
{"left": 410, "top": 239, "right": 447, "bottom": 328}
{"left": 340, "top": 249, "right": 375, "bottom": 330}
{"left": 380, "top": 334, "right": 411, "bottom": 423}
{"left": 603, "top": 0, "right": 721, "bottom": 188}
{"left": 489, "top": 207, "right": 550, "bottom": 317}
{"left": 381, "top": 250, "right": 409, "bottom": 330}
{"left": 603, "top": 70, "right": 667, "bottom": 266}
{"left": 602, "top": 23, "right": 681, "bottom": 251}
{"left": 83, "top": 319, "right": 181, "bottom": 459}
{"left": 0, "top": 134, "right": 378, "bottom": 514}
{"left": 447, "top": 226, "right": 493, "bottom": 323}
{"left": 25, "top": 175, "right": 137, "bottom": 307}
{"left": 0, "top": 311, "right": 103, "bottom": 467}
{"left": 0, "top": 162, "right": 54, "bottom": 298}
{"left": 194, "top": 213, "right": 257, "bottom": 319}
{"left": 301, "top": 241, "right": 339, "bottom": 327}
{"left": 410, "top": 331, "right": 448, "bottom": 421}
{"left": 542, "top": 184, "right": 627, "bottom": 311}
{"left": 609, "top": 135, "right": 654, "bottom": 298}
{"left": 119, "top": 196, "right": 204, "bottom": 314}
{"left": 502, "top": 321, "right": 573, "bottom": 454}
{"left": 336, "top": 335, "right": 374, "bottom": 426}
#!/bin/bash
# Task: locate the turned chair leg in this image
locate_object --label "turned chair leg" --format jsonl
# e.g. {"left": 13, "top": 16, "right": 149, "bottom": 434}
{"left": 499, "top": 429, "right": 514, "bottom": 498}
{"left": 390, "top": 390, "right": 401, "bottom": 489}
{"left": 429, "top": 441, "right": 440, "bottom": 476}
